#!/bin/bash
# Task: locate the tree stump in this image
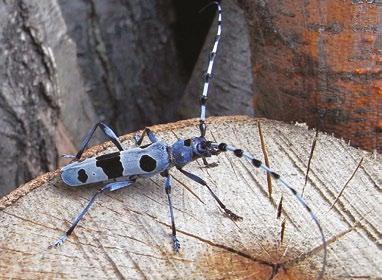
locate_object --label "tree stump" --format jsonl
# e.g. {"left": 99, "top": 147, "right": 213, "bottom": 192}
{"left": 0, "top": 116, "right": 380, "bottom": 279}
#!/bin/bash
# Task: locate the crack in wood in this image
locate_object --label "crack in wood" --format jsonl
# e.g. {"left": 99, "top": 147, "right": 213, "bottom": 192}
{"left": 303, "top": 129, "right": 319, "bottom": 196}
{"left": 258, "top": 121, "right": 273, "bottom": 198}
{"left": 328, "top": 157, "right": 364, "bottom": 211}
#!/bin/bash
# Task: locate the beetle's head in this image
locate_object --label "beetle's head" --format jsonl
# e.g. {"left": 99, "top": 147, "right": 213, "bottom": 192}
{"left": 170, "top": 137, "right": 219, "bottom": 167}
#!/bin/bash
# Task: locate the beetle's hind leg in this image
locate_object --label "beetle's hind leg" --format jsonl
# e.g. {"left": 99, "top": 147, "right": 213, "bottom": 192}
{"left": 64, "top": 122, "right": 124, "bottom": 161}
{"left": 49, "top": 180, "right": 134, "bottom": 248}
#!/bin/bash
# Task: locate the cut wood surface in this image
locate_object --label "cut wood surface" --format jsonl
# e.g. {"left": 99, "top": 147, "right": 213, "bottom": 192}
{"left": 0, "top": 116, "right": 381, "bottom": 279}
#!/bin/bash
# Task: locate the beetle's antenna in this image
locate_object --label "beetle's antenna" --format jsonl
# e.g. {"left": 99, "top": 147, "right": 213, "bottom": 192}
{"left": 212, "top": 142, "right": 327, "bottom": 280}
{"left": 199, "top": 1, "right": 222, "bottom": 137}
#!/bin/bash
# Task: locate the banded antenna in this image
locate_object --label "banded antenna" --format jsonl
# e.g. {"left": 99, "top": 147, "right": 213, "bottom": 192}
{"left": 199, "top": 1, "right": 222, "bottom": 137}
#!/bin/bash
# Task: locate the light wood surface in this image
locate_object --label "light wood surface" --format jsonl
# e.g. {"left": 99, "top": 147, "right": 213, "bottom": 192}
{"left": 0, "top": 116, "right": 381, "bottom": 279}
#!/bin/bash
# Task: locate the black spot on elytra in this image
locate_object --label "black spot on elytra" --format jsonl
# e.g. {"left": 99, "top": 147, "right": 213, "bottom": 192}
{"left": 139, "top": 155, "right": 157, "bottom": 172}
{"left": 96, "top": 152, "right": 123, "bottom": 179}
{"left": 78, "top": 169, "right": 88, "bottom": 183}
{"left": 184, "top": 139, "right": 192, "bottom": 146}
{"left": 96, "top": 151, "right": 120, "bottom": 161}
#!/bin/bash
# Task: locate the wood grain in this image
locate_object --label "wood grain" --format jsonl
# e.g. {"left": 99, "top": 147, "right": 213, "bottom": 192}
{"left": 0, "top": 116, "right": 381, "bottom": 279}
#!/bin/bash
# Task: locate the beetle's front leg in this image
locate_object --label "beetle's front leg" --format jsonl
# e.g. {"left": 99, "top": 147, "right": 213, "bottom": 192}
{"left": 201, "top": 157, "right": 219, "bottom": 168}
{"left": 178, "top": 168, "right": 242, "bottom": 221}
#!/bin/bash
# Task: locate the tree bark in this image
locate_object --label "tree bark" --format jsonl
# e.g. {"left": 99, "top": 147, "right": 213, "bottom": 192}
{"left": 178, "top": 0, "right": 254, "bottom": 120}
{"left": 1, "top": 116, "right": 380, "bottom": 279}
{"left": 235, "top": 0, "right": 382, "bottom": 153}
{"left": 57, "top": 0, "right": 187, "bottom": 133}
{"left": 0, "top": 0, "right": 98, "bottom": 196}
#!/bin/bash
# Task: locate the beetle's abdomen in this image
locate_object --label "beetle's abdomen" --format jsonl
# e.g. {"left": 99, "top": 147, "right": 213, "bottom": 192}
{"left": 61, "top": 142, "right": 170, "bottom": 186}
{"left": 61, "top": 158, "right": 110, "bottom": 186}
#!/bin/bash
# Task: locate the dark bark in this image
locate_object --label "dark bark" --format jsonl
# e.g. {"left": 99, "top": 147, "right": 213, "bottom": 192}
{"left": 0, "top": 1, "right": 58, "bottom": 196}
{"left": 57, "top": 0, "right": 187, "bottom": 133}
{"left": 177, "top": 0, "right": 254, "bottom": 120}
{"left": 0, "top": 0, "right": 98, "bottom": 196}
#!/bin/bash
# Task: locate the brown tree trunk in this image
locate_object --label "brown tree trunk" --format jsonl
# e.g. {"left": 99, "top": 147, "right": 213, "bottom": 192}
{"left": 235, "top": 0, "right": 382, "bottom": 153}
{"left": 1, "top": 116, "right": 380, "bottom": 279}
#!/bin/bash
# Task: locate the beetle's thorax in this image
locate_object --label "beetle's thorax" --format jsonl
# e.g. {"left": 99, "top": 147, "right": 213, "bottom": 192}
{"left": 169, "top": 137, "right": 217, "bottom": 168}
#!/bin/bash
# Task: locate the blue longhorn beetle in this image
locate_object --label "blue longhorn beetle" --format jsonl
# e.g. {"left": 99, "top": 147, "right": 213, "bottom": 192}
{"left": 52, "top": 2, "right": 327, "bottom": 279}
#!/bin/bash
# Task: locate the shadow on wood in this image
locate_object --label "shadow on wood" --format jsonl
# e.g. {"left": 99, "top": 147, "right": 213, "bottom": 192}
{"left": 0, "top": 116, "right": 380, "bottom": 279}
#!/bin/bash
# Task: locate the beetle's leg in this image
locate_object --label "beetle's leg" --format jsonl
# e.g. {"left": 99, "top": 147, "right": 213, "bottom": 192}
{"left": 133, "top": 128, "right": 158, "bottom": 146}
{"left": 202, "top": 157, "right": 219, "bottom": 168}
{"left": 162, "top": 171, "right": 180, "bottom": 252}
{"left": 49, "top": 179, "right": 134, "bottom": 248}
{"left": 212, "top": 142, "right": 327, "bottom": 279}
{"left": 177, "top": 168, "right": 242, "bottom": 221}
{"left": 69, "top": 122, "right": 123, "bottom": 161}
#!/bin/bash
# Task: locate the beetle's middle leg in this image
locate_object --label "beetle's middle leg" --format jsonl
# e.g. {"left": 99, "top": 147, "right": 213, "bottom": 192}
{"left": 161, "top": 170, "right": 180, "bottom": 252}
{"left": 49, "top": 179, "right": 134, "bottom": 248}
{"left": 134, "top": 128, "right": 158, "bottom": 146}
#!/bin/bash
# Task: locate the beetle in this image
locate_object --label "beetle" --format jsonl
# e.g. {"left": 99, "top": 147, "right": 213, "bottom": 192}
{"left": 51, "top": 2, "right": 327, "bottom": 279}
